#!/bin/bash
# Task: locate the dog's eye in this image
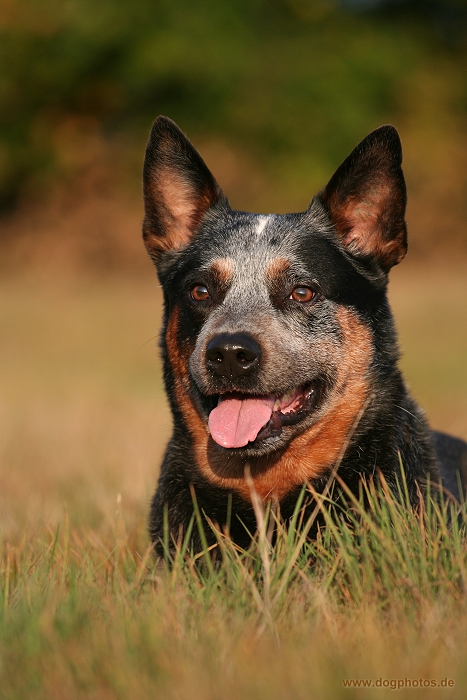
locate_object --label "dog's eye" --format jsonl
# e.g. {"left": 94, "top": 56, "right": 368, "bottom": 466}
{"left": 290, "top": 286, "right": 315, "bottom": 303}
{"left": 191, "top": 284, "right": 210, "bottom": 301}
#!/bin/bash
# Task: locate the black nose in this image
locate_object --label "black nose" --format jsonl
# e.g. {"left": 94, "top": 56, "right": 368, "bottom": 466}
{"left": 206, "top": 333, "right": 261, "bottom": 379}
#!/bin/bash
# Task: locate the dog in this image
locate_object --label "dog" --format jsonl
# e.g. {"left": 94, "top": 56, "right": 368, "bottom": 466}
{"left": 142, "top": 116, "right": 467, "bottom": 554}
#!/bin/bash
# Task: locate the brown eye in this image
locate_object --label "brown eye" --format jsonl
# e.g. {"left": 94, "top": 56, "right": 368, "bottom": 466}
{"left": 191, "top": 284, "right": 210, "bottom": 301}
{"left": 290, "top": 286, "right": 315, "bottom": 303}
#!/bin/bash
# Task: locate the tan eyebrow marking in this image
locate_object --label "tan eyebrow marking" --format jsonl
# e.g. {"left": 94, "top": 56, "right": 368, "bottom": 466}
{"left": 211, "top": 258, "right": 234, "bottom": 286}
{"left": 265, "top": 257, "right": 291, "bottom": 282}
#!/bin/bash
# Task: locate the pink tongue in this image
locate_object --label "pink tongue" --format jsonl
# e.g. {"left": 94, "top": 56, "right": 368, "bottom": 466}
{"left": 208, "top": 395, "right": 275, "bottom": 448}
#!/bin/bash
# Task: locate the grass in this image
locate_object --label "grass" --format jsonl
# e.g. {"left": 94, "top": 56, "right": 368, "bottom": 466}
{"left": 2, "top": 477, "right": 467, "bottom": 699}
{"left": 1, "top": 260, "right": 467, "bottom": 698}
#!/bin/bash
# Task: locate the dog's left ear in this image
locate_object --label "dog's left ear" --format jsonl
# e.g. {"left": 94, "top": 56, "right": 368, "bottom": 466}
{"left": 317, "top": 125, "right": 407, "bottom": 273}
{"left": 143, "top": 116, "right": 226, "bottom": 264}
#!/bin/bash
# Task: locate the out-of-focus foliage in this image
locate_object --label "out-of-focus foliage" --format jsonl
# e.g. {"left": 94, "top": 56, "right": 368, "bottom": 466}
{"left": 0, "top": 0, "right": 466, "bottom": 213}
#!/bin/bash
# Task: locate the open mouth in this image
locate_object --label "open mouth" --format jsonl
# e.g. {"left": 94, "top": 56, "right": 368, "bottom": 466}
{"left": 207, "top": 383, "right": 318, "bottom": 449}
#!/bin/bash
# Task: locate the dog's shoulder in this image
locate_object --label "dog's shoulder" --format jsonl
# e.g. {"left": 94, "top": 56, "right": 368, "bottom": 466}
{"left": 432, "top": 430, "right": 467, "bottom": 501}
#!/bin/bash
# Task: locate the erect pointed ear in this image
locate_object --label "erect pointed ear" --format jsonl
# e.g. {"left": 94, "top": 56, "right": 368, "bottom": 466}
{"left": 142, "top": 116, "right": 227, "bottom": 264}
{"left": 316, "top": 125, "right": 407, "bottom": 273}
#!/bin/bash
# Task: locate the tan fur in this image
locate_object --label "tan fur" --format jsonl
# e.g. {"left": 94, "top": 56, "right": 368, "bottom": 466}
{"left": 166, "top": 307, "right": 210, "bottom": 448}
{"left": 145, "top": 170, "right": 196, "bottom": 255}
{"left": 326, "top": 183, "right": 406, "bottom": 269}
{"left": 144, "top": 169, "right": 216, "bottom": 258}
{"left": 265, "top": 257, "right": 291, "bottom": 281}
{"left": 167, "top": 305, "right": 373, "bottom": 503}
{"left": 211, "top": 258, "right": 234, "bottom": 287}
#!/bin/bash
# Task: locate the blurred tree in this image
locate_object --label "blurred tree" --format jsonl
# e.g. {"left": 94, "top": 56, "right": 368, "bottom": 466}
{"left": 0, "top": 0, "right": 466, "bottom": 217}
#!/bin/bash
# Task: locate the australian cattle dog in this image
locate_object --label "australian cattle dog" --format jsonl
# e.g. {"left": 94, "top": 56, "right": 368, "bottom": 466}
{"left": 142, "top": 116, "right": 467, "bottom": 553}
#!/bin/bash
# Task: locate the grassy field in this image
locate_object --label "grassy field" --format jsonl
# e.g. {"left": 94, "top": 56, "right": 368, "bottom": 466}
{"left": 1, "top": 259, "right": 467, "bottom": 699}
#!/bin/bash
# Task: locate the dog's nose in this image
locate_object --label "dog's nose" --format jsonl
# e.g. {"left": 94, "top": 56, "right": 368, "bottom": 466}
{"left": 206, "top": 333, "right": 261, "bottom": 379}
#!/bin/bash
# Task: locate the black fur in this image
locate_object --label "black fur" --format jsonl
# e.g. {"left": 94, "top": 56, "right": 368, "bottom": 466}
{"left": 142, "top": 116, "right": 467, "bottom": 554}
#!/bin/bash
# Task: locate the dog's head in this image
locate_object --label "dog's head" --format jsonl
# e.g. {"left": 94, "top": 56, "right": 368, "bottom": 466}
{"left": 143, "top": 117, "right": 407, "bottom": 468}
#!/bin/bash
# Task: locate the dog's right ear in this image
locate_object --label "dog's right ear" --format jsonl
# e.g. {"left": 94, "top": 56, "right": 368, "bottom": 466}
{"left": 143, "top": 116, "right": 226, "bottom": 264}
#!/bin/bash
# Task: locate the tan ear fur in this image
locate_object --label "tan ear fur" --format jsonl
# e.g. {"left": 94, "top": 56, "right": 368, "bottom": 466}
{"left": 318, "top": 125, "right": 407, "bottom": 273}
{"left": 142, "top": 117, "right": 226, "bottom": 263}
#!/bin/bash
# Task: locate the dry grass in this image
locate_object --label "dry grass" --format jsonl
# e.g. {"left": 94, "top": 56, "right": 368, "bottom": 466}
{"left": 0, "top": 271, "right": 170, "bottom": 541}
{"left": 1, "top": 258, "right": 467, "bottom": 699}
{"left": 389, "top": 260, "right": 467, "bottom": 438}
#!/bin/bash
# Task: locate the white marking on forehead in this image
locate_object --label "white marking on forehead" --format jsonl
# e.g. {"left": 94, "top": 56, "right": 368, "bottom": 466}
{"left": 255, "top": 215, "right": 270, "bottom": 236}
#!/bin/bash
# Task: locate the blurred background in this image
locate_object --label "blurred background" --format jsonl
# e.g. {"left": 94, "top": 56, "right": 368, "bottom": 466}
{"left": 1, "top": 0, "right": 466, "bottom": 539}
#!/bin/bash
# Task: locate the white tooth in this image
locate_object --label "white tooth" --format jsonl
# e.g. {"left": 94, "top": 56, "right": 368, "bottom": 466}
{"left": 273, "top": 399, "right": 281, "bottom": 411}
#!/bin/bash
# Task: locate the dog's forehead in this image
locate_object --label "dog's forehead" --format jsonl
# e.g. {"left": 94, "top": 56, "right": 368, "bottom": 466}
{"left": 202, "top": 213, "right": 306, "bottom": 281}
